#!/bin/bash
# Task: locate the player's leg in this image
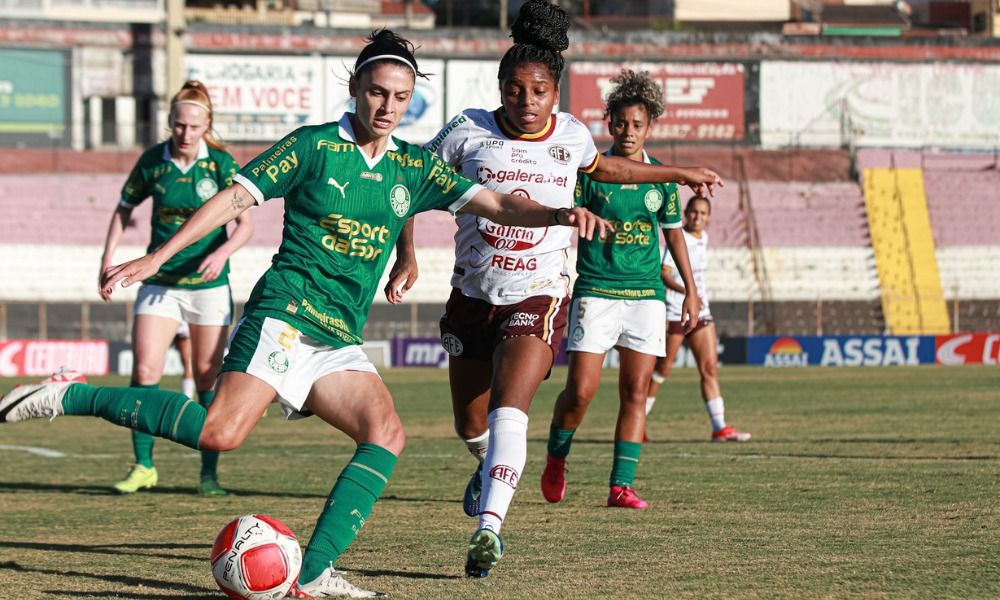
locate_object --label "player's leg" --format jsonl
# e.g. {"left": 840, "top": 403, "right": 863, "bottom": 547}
{"left": 468, "top": 294, "right": 568, "bottom": 577}
{"left": 644, "top": 329, "right": 685, "bottom": 437}
{"left": 175, "top": 322, "right": 196, "bottom": 398}
{"left": 188, "top": 322, "right": 229, "bottom": 495}
{"left": 608, "top": 347, "right": 657, "bottom": 509}
{"left": 449, "top": 356, "right": 492, "bottom": 517}
{"left": 113, "top": 312, "right": 178, "bottom": 494}
{"left": 290, "top": 365, "right": 403, "bottom": 598}
{"left": 542, "top": 350, "right": 604, "bottom": 503}
{"left": 441, "top": 288, "right": 496, "bottom": 517}
{"left": 689, "top": 323, "right": 750, "bottom": 442}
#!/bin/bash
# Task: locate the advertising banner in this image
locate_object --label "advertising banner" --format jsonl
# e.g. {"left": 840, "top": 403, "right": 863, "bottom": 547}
{"left": 747, "top": 336, "right": 935, "bottom": 367}
{"left": 0, "top": 340, "right": 108, "bottom": 377}
{"left": 392, "top": 336, "right": 745, "bottom": 368}
{"left": 325, "top": 57, "right": 445, "bottom": 144}
{"left": 186, "top": 54, "right": 325, "bottom": 141}
{"left": 935, "top": 333, "right": 1000, "bottom": 365}
{"left": 569, "top": 62, "right": 746, "bottom": 142}
{"left": 0, "top": 49, "right": 66, "bottom": 139}
{"left": 445, "top": 60, "right": 502, "bottom": 120}
{"left": 760, "top": 61, "right": 1000, "bottom": 149}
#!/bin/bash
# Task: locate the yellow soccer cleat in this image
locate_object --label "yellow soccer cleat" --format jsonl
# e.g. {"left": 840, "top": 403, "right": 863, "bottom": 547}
{"left": 112, "top": 464, "right": 158, "bottom": 494}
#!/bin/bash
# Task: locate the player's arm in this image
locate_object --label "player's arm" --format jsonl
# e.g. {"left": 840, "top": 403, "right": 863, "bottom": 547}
{"left": 459, "top": 188, "right": 612, "bottom": 240}
{"left": 663, "top": 227, "right": 700, "bottom": 330}
{"left": 590, "top": 155, "right": 724, "bottom": 198}
{"left": 102, "top": 184, "right": 255, "bottom": 296}
{"left": 196, "top": 208, "right": 256, "bottom": 282}
{"left": 99, "top": 204, "right": 134, "bottom": 301}
{"left": 384, "top": 217, "right": 418, "bottom": 304}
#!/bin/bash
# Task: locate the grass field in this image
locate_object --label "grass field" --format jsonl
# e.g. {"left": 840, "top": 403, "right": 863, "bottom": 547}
{"left": 1, "top": 366, "right": 998, "bottom": 599}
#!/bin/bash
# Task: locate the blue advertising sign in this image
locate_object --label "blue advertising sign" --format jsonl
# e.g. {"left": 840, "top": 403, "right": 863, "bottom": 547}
{"left": 747, "top": 336, "right": 936, "bottom": 367}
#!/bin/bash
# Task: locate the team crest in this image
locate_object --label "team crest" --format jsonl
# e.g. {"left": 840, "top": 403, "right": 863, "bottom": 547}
{"left": 267, "top": 351, "right": 289, "bottom": 374}
{"left": 196, "top": 178, "right": 219, "bottom": 200}
{"left": 644, "top": 189, "right": 664, "bottom": 212}
{"left": 571, "top": 325, "right": 585, "bottom": 344}
{"left": 390, "top": 184, "right": 411, "bottom": 217}
{"left": 441, "top": 333, "right": 464, "bottom": 357}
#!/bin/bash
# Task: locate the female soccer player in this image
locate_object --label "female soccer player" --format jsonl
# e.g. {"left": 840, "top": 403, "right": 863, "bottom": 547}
{"left": 0, "top": 29, "right": 609, "bottom": 598}
{"left": 99, "top": 81, "right": 253, "bottom": 496}
{"left": 539, "top": 69, "right": 700, "bottom": 512}
{"left": 396, "top": 0, "right": 721, "bottom": 578}
{"left": 645, "top": 196, "right": 751, "bottom": 443}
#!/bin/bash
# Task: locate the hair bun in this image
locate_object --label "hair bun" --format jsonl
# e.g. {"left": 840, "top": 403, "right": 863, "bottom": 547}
{"left": 510, "top": 0, "right": 569, "bottom": 52}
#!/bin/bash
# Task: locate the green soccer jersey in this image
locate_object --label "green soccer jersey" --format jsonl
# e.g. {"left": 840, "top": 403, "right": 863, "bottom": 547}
{"left": 573, "top": 151, "right": 682, "bottom": 302}
{"left": 234, "top": 114, "right": 481, "bottom": 348}
{"left": 121, "top": 140, "right": 239, "bottom": 289}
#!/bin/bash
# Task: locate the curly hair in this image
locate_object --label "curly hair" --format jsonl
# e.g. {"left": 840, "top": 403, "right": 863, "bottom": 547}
{"left": 603, "top": 69, "right": 665, "bottom": 122}
{"left": 498, "top": 0, "right": 570, "bottom": 85}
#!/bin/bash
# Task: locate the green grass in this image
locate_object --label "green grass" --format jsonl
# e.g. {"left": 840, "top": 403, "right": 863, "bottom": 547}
{"left": 1, "top": 366, "right": 998, "bottom": 599}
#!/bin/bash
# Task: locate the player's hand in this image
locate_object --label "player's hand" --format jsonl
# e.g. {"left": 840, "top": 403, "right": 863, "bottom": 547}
{"left": 98, "top": 262, "right": 115, "bottom": 301}
{"left": 680, "top": 293, "right": 702, "bottom": 334}
{"left": 562, "top": 207, "right": 614, "bottom": 241}
{"left": 683, "top": 167, "right": 724, "bottom": 198}
{"left": 384, "top": 254, "right": 419, "bottom": 304}
{"left": 101, "top": 254, "right": 164, "bottom": 301}
{"left": 197, "top": 251, "right": 229, "bottom": 282}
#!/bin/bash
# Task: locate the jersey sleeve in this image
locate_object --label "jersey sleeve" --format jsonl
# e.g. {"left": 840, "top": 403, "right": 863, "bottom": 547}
{"left": 218, "top": 151, "right": 239, "bottom": 188}
{"left": 423, "top": 112, "right": 470, "bottom": 168}
{"left": 119, "top": 158, "right": 150, "bottom": 208}
{"left": 406, "top": 147, "right": 483, "bottom": 216}
{"left": 657, "top": 183, "right": 683, "bottom": 229}
{"left": 233, "top": 127, "right": 315, "bottom": 204}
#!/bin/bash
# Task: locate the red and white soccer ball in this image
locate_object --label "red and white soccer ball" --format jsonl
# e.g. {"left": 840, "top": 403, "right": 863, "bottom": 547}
{"left": 210, "top": 514, "right": 302, "bottom": 600}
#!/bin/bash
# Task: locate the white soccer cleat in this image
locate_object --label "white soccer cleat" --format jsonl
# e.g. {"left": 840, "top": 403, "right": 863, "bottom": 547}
{"left": 0, "top": 371, "right": 84, "bottom": 423}
{"left": 287, "top": 566, "right": 385, "bottom": 598}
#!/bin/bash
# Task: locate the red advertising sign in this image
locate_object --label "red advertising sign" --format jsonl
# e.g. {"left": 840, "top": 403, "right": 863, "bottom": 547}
{"left": 0, "top": 340, "right": 109, "bottom": 377}
{"left": 935, "top": 333, "right": 1000, "bottom": 365}
{"left": 569, "top": 62, "right": 745, "bottom": 142}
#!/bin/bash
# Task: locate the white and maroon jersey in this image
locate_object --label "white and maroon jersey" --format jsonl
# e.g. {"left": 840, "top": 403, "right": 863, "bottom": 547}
{"left": 662, "top": 228, "right": 711, "bottom": 321}
{"left": 425, "top": 108, "right": 599, "bottom": 304}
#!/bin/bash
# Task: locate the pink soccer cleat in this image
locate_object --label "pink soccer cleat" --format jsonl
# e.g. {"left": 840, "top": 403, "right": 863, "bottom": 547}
{"left": 540, "top": 455, "right": 567, "bottom": 503}
{"left": 712, "top": 425, "right": 751, "bottom": 442}
{"left": 607, "top": 485, "right": 648, "bottom": 509}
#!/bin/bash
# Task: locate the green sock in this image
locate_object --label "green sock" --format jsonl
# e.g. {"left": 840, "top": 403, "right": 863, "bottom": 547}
{"left": 299, "top": 443, "right": 397, "bottom": 584}
{"left": 130, "top": 382, "right": 158, "bottom": 468}
{"left": 198, "top": 390, "right": 220, "bottom": 479}
{"left": 547, "top": 424, "right": 576, "bottom": 459}
{"left": 62, "top": 384, "right": 204, "bottom": 450}
{"left": 610, "top": 440, "right": 642, "bottom": 488}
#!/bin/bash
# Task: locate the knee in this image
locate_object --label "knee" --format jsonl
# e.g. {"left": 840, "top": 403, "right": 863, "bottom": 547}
{"left": 132, "top": 361, "right": 162, "bottom": 385}
{"left": 192, "top": 362, "right": 219, "bottom": 390}
{"left": 699, "top": 361, "right": 717, "bottom": 379}
{"left": 199, "top": 425, "right": 245, "bottom": 452}
{"left": 371, "top": 416, "right": 406, "bottom": 456}
{"left": 454, "top": 419, "right": 485, "bottom": 440}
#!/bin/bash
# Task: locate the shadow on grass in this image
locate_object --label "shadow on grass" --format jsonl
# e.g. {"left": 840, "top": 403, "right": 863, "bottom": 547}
{"left": 0, "top": 561, "right": 214, "bottom": 597}
{"left": 0, "top": 540, "right": 205, "bottom": 561}
{"left": 341, "top": 566, "right": 462, "bottom": 580}
{"left": 0, "top": 480, "right": 326, "bottom": 498}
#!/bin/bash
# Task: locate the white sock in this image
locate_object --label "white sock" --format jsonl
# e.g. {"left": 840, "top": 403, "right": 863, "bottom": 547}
{"left": 477, "top": 407, "right": 528, "bottom": 534}
{"left": 464, "top": 430, "right": 490, "bottom": 463}
{"left": 181, "top": 378, "right": 196, "bottom": 399}
{"left": 650, "top": 371, "right": 665, "bottom": 384}
{"left": 705, "top": 397, "right": 726, "bottom": 432}
{"left": 645, "top": 396, "right": 657, "bottom": 416}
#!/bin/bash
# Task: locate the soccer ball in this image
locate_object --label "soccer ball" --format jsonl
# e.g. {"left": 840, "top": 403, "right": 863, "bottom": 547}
{"left": 210, "top": 514, "right": 302, "bottom": 600}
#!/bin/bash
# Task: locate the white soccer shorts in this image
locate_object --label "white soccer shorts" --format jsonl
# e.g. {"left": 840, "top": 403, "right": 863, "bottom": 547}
{"left": 134, "top": 284, "right": 233, "bottom": 326}
{"left": 230, "top": 315, "right": 379, "bottom": 420}
{"left": 566, "top": 296, "right": 666, "bottom": 357}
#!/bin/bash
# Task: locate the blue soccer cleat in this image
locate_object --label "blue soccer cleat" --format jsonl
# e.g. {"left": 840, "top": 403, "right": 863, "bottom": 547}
{"left": 462, "top": 464, "right": 483, "bottom": 517}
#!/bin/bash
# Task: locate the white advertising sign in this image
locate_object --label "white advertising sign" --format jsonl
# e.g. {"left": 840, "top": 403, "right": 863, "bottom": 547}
{"left": 445, "top": 60, "right": 502, "bottom": 119}
{"left": 760, "top": 61, "right": 1000, "bottom": 149}
{"left": 324, "top": 57, "right": 445, "bottom": 145}
{"left": 185, "top": 54, "right": 325, "bottom": 141}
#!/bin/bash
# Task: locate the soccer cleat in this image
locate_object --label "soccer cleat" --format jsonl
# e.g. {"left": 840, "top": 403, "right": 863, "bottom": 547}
{"left": 607, "top": 485, "right": 648, "bottom": 509}
{"left": 0, "top": 370, "right": 85, "bottom": 424}
{"left": 287, "top": 565, "right": 385, "bottom": 598}
{"left": 198, "top": 476, "right": 228, "bottom": 497}
{"left": 112, "top": 464, "right": 158, "bottom": 494}
{"left": 712, "top": 425, "right": 751, "bottom": 443}
{"left": 540, "top": 455, "right": 567, "bottom": 503}
{"left": 462, "top": 464, "right": 483, "bottom": 517}
{"left": 465, "top": 528, "right": 504, "bottom": 578}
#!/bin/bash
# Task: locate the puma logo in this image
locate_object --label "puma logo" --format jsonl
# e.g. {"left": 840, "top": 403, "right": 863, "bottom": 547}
{"left": 327, "top": 177, "right": 350, "bottom": 198}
